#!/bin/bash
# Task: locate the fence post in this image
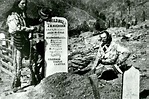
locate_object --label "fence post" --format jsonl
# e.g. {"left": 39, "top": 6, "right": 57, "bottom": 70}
{"left": 0, "top": 40, "right": 2, "bottom": 74}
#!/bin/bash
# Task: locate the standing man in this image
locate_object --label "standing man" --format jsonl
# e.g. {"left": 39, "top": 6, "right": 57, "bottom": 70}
{"left": 31, "top": 7, "right": 52, "bottom": 84}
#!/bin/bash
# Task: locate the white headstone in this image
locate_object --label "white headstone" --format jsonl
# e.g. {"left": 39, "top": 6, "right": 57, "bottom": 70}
{"left": 122, "top": 66, "right": 140, "bottom": 99}
{"left": 44, "top": 17, "right": 68, "bottom": 77}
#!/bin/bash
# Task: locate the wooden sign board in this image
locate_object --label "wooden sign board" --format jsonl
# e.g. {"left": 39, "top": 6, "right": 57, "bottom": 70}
{"left": 44, "top": 17, "right": 68, "bottom": 77}
{"left": 122, "top": 66, "right": 140, "bottom": 99}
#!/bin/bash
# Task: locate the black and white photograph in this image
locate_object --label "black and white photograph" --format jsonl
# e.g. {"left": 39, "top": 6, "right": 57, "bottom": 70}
{"left": 0, "top": 0, "right": 149, "bottom": 99}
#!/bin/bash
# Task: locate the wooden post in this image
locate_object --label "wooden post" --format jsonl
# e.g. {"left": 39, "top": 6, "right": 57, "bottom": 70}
{"left": 0, "top": 40, "right": 2, "bottom": 74}
{"left": 88, "top": 74, "right": 100, "bottom": 99}
{"left": 122, "top": 66, "right": 140, "bottom": 99}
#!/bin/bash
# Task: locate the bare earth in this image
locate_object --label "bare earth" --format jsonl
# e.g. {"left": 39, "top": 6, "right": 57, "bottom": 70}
{"left": 0, "top": 21, "right": 149, "bottom": 99}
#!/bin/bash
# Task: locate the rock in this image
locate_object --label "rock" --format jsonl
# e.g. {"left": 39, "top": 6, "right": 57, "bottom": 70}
{"left": 65, "top": 7, "right": 94, "bottom": 31}
{"left": 2, "top": 73, "right": 95, "bottom": 99}
{"left": 27, "top": 73, "right": 94, "bottom": 99}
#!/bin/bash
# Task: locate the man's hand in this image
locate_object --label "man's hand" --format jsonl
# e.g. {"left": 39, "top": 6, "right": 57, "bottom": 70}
{"left": 91, "top": 67, "right": 96, "bottom": 74}
{"left": 91, "top": 58, "right": 102, "bottom": 74}
{"left": 29, "top": 26, "right": 37, "bottom": 32}
{"left": 92, "top": 59, "right": 98, "bottom": 70}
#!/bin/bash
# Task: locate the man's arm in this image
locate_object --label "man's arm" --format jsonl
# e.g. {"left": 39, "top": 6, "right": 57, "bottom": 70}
{"left": 91, "top": 48, "right": 102, "bottom": 70}
{"left": 7, "top": 14, "right": 35, "bottom": 33}
{"left": 117, "top": 52, "right": 131, "bottom": 65}
{"left": 116, "top": 42, "right": 131, "bottom": 65}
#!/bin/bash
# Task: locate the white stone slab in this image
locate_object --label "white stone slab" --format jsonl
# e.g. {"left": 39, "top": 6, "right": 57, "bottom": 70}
{"left": 122, "top": 66, "right": 140, "bottom": 99}
{"left": 44, "top": 17, "right": 68, "bottom": 77}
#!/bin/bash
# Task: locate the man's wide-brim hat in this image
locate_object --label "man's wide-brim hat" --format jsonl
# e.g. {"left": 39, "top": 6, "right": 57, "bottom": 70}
{"left": 38, "top": 8, "right": 52, "bottom": 19}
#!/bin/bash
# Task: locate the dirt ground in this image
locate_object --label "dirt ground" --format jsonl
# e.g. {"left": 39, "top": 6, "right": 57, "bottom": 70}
{"left": 0, "top": 21, "right": 149, "bottom": 99}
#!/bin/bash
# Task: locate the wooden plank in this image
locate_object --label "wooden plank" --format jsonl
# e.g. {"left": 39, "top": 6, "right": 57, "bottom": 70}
{"left": 0, "top": 39, "right": 11, "bottom": 43}
{"left": 0, "top": 46, "right": 12, "bottom": 53}
{"left": 0, "top": 39, "right": 14, "bottom": 48}
{"left": 122, "top": 66, "right": 140, "bottom": 99}
{"left": 0, "top": 53, "right": 13, "bottom": 63}
{"left": 0, "top": 50, "right": 2, "bottom": 74}
{"left": 1, "top": 66, "right": 14, "bottom": 77}
{"left": 1, "top": 61, "right": 14, "bottom": 71}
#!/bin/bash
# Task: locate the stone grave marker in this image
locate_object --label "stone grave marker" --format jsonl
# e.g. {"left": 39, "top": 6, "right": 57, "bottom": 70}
{"left": 122, "top": 66, "right": 140, "bottom": 99}
{"left": 44, "top": 17, "right": 68, "bottom": 77}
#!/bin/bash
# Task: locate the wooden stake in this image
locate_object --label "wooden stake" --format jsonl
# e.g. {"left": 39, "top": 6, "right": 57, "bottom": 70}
{"left": 88, "top": 74, "right": 100, "bottom": 99}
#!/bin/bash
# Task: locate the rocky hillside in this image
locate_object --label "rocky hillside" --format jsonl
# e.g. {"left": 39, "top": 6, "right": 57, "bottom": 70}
{"left": 0, "top": 0, "right": 149, "bottom": 33}
{"left": 0, "top": 0, "right": 149, "bottom": 99}
{"left": 1, "top": 19, "right": 149, "bottom": 99}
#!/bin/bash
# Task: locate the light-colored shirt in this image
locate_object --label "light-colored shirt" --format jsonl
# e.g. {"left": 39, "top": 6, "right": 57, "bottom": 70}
{"left": 7, "top": 12, "right": 26, "bottom": 34}
{"left": 97, "top": 41, "right": 130, "bottom": 65}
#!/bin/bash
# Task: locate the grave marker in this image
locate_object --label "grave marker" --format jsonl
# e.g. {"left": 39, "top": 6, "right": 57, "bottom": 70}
{"left": 44, "top": 17, "right": 68, "bottom": 77}
{"left": 122, "top": 66, "right": 140, "bottom": 99}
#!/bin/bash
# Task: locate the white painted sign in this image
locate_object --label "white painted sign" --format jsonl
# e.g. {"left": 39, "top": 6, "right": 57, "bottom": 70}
{"left": 122, "top": 66, "right": 140, "bottom": 99}
{"left": 44, "top": 17, "right": 68, "bottom": 77}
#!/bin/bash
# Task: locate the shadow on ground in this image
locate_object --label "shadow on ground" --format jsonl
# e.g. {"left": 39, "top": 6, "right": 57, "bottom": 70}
{"left": 140, "top": 89, "right": 149, "bottom": 99}
{"left": 99, "top": 70, "right": 118, "bottom": 80}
